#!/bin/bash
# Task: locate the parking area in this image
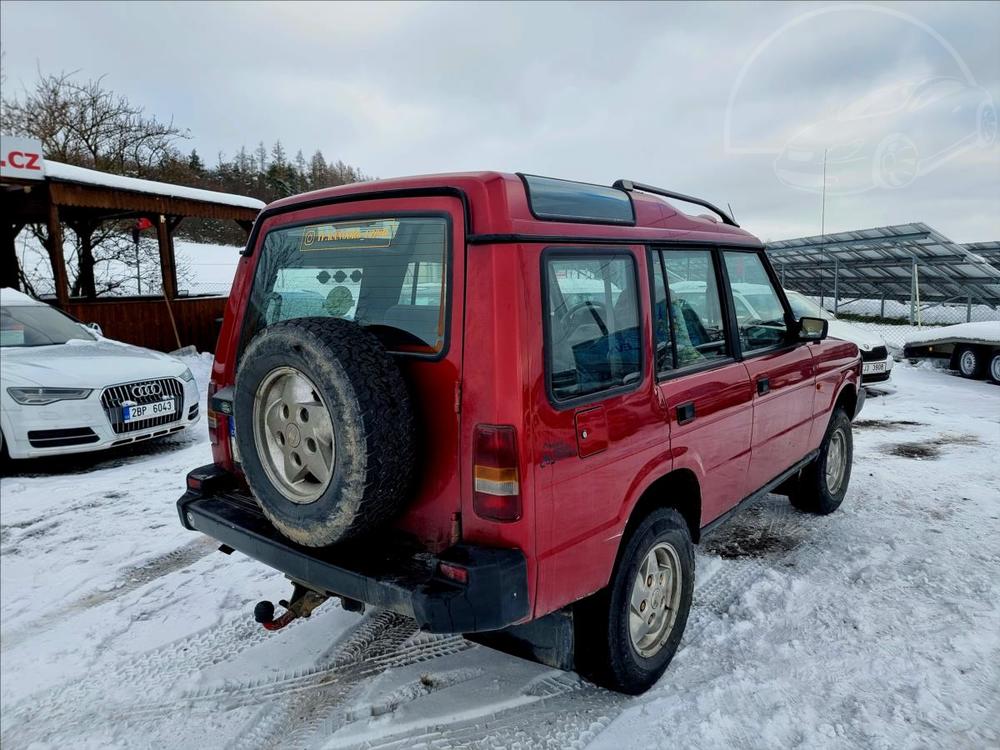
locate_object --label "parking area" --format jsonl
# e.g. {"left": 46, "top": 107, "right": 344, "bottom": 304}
{"left": 1, "top": 361, "right": 999, "bottom": 749}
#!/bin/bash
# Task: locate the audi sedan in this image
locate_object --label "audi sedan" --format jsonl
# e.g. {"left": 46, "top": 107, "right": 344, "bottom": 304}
{"left": 0, "top": 288, "right": 200, "bottom": 460}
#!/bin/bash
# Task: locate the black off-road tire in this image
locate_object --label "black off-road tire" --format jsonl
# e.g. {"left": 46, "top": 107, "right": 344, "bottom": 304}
{"left": 235, "top": 317, "right": 416, "bottom": 547}
{"left": 788, "top": 408, "right": 853, "bottom": 515}
{"left": 989, "top": 352, "right": 1000, "bottom": 385}
{"left": 575, "top": 508, "right": 694, "bottom": 695}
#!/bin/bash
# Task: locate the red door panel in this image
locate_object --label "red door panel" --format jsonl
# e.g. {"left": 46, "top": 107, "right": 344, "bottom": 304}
{"left": 742, "top": 345, "right": 816, "bottom": 491}
{"left": 659, "top": 362, "right": 753, "bottom": 525}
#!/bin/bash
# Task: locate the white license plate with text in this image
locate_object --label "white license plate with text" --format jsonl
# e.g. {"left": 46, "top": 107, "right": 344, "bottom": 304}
{"left": 862, "top": 361, "right": 888, "bottom": 374}
{"left": 122, "top": 399, "right": 177, "bottom": 422}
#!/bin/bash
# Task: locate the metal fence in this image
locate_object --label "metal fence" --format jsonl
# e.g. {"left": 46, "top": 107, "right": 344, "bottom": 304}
{"left": 777, "top": 263, "right": 1000, "bottom": 350}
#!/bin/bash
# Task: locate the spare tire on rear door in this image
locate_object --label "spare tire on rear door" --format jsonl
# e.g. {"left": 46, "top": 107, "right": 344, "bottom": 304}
{"left": 234, "top": 317, "right": 416, "bottom": 547}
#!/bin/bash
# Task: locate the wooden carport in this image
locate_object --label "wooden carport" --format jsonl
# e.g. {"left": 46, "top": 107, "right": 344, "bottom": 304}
{"left": 2, "top": 161, "right": 263, "bottom": 352}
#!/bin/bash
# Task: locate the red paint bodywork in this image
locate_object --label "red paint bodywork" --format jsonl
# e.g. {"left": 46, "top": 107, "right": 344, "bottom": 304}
{"left": 209, "top": 172, "right": 861, "bottom": 623}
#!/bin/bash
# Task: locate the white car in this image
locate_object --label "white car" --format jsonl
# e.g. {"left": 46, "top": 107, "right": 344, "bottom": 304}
{"left": 1, "top": 288, "right": 200, "bottom": 459}
{"left": 784, "top": 290, "right": 893, "bottom": 384}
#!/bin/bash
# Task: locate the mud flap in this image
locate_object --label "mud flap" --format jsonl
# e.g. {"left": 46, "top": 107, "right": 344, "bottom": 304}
{"left": 464, "top": 609, "right": 576, "bottom": 671}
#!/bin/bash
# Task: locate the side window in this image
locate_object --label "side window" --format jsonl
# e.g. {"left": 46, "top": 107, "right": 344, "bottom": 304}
{"left": 649, "top": 251, "right": 675, "bottom": 375}
{"left": 662, "top": 249, "right": 730, "bottom": 367}
{"left": 723, "top": 252, "right": 788, "bottom": 353}
{"left": 545, "top": 253, "right": 642, "bottom": 402}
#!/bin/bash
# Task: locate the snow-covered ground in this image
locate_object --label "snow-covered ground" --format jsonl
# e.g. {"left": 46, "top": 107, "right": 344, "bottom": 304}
{"left": 2, "top": 361, "right": 999, "bottom": 749}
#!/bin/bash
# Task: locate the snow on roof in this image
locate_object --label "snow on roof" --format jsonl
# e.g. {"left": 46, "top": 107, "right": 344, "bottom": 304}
{"left": 904, "top": 321, "right": 1000, "bottom": 347}
{"left": 45, "top": 161, "right": 266, "bottom": 211}
{"left": 0, "top": 287, "right": 46, "bottom": 307}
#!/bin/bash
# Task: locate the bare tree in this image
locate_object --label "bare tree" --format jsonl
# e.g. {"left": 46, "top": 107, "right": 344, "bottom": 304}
{"left": 2, "top": 70, "right": 189, "bottom": 297}
{"left": 1, "top": 69, "right": 188, "bottom": 176}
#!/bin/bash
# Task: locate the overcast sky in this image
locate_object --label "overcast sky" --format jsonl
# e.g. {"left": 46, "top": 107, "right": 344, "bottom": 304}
{"left": 2, "top": 1, "right": 998, "bottom": 242}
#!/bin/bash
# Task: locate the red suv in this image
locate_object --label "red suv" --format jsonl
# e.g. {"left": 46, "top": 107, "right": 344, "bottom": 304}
{"left": 179, "top": 173, "right": 863, "bottom": 694}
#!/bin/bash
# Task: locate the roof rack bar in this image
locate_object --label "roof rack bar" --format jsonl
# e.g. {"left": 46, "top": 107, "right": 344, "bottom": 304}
{"left": 613, "top": 179, "right": 739, "bottom": 227}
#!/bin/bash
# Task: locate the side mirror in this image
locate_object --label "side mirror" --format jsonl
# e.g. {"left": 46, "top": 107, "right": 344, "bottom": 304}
{"left": 796, "top": 316, "right": 828, "bottom": 342}
{"left": 85, "top": 322, "right": 103, "bottom": 337}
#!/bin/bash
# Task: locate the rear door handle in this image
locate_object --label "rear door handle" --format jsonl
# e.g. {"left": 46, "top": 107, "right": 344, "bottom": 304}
{"left": 676, "top": 401, "right": 696, "bottom": 424}
{"left": 757, "top": 376, "right": 770, "bottom": 395}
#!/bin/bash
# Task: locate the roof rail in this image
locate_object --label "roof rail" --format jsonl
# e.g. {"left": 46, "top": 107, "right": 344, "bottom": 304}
{"left": 612, "top": 180, "right": 739, "bottom": 227}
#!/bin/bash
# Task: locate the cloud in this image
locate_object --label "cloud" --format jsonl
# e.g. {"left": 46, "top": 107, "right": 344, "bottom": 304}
{"left": 1, "top": 0, "right": 997, "bottom": 241}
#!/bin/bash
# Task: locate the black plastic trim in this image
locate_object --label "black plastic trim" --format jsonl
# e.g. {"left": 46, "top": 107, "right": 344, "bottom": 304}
{"left": 468, "top": 233, "right": 762, "bottom": 248}
{"left": 177, "top": 486, "right": 529, "bottom": 633}
{"left": 700, "top": 449, "right": 820, "bottom": 538}
{"left": 613, "top": 179, "right": 739, "bottom": 227}
{"left": 27, "top": 427, "right": 99, "bottom": 447}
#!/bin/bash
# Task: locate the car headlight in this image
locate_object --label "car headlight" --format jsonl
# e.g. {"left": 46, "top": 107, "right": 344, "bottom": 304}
{"left": 179, "top": 367, "right": 195, "bottom": 383}
{"left": 7, "top": 387, "right": 94, "bottom": 405}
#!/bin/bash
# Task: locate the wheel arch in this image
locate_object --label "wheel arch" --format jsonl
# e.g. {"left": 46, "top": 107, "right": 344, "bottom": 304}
{"left": 621, "top": 468, "right": 703, "bottom": 548}
{"left": 834, "top": 381, "right": 858, "bottom": 420}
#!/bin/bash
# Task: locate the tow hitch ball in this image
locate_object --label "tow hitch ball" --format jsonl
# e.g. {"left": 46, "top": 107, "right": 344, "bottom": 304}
{"left": 254, "top": 583, "right": 327, "bottom": 631}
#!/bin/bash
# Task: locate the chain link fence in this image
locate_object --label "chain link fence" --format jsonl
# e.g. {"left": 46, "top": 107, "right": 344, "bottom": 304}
{"left": 782, "top": 282, "right": 1000, "bottom": 351}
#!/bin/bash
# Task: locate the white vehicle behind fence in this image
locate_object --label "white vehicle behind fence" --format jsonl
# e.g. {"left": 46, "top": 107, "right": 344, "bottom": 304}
{"left": 902, "top": 321, "right": 1000, "bottom": 383}
{"left": 0, "top": 288, "right": 200, "bottom": 459}
{"left": 784, "top": 290, "right": 894, "bottom": 384}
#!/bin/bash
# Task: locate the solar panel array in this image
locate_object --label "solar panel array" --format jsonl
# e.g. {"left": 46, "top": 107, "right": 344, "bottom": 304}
{"left": 766, "top": 223, "right": 1000, "bottom": 305}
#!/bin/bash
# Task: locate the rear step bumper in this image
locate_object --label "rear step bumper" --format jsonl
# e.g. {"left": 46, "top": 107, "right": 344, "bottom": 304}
{"left": 177, "top": 466, "right": 529, "bottom": 634}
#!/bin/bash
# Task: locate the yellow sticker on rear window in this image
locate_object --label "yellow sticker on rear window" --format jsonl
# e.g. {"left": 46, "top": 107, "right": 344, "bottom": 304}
{"left": 299, "top": 219, "right": 399, "bottom": 251}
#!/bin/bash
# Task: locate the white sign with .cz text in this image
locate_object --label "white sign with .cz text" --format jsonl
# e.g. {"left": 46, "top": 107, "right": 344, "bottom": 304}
{"left": 0, "top": 136, "right": 46, "bottom": 181}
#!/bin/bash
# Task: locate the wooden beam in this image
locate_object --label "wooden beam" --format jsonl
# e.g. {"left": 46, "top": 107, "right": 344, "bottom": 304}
{"left": 46, "top": 196, "right": 69, "bottom": 306}
{"left": 156, "top": 213, "right": 177, "bottom": 300}
{"left": 49, "top": 181, "right": 261, "bottom": 223}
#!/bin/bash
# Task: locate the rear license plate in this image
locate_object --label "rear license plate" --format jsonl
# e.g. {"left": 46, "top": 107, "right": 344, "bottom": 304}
{"left": 862, "top": 361, "right": 887, "bottom": 374}
{"left": 123, "top": 399, "right": 177, "bottom": 422}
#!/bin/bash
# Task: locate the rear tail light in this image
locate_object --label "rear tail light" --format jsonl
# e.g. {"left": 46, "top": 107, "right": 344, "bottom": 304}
{"left": 473, "top": 424, "right": 521, "bottom": 522}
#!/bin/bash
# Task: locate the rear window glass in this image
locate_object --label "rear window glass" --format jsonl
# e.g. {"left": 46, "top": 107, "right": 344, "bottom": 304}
{"left": 245, "top": 216, "right": 449, "bottom": 355}
{"left": 523, "top": 175, "right": 635, "bottom": 225}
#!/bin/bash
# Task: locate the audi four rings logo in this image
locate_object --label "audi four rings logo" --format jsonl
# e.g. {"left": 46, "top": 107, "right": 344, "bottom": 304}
{"left": 130, "top": 383, "right": 162, "bottom": 398}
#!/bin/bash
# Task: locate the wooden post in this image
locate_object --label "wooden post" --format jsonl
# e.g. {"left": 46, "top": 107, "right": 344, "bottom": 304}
{"left": 46, "top": 197, "right": 69, "bottom": 306}
{"left": 2, "top": 222, "right": 25, "bottom": 291}
{"left": 156, "top": 214, "right": 182, "bottom": 350}
{"left": 156, "top": 214, "right": 177, "bottom": 300}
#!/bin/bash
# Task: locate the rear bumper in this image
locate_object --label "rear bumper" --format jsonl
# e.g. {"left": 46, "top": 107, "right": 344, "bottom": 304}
{"left": 177, "top": 466, "right": 529, "bottom": 634}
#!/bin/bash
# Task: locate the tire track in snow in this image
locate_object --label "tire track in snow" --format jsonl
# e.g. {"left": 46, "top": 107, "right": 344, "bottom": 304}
{"left": 1, "top": 537, "right": 216, "bottom": 649}
{"left": 1, "top": 611, "right": 473, "bottom": 748}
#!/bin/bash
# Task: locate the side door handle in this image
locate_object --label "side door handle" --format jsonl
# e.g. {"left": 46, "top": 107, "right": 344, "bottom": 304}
{"left": 757, "top": 376, "right": 770, "bottom": 395}
{"left": 676, "top": 401, "right": 696, "bottom": 425}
